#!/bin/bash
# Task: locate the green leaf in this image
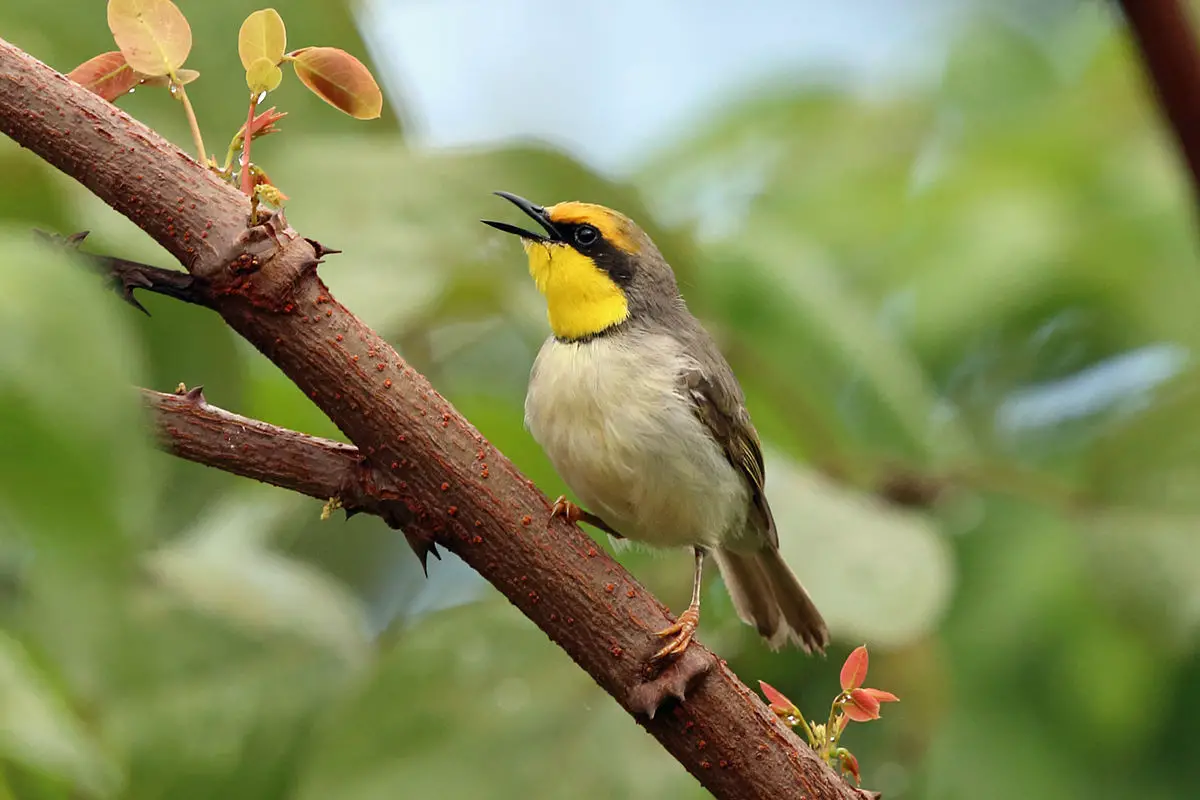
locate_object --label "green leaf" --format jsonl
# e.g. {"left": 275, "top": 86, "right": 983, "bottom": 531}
{"left": 698, "top": 233, "right": 972, "bottom": 466}
{"left": 0, "top": 229, "right": 156, "bottom": 561}
{"left": 106, "top": 0, "right": 192, "bottom": 77}
{"left": 21, "top": 496, "right": 370, "bottom": 800}
{"left": 1088, "top": 508, "right": 1200, "bottom": 640}
{"left": 237, "top": 8, "right": 286, "bottom": 71}
{"left": 767, "top": 453, "right": 953, "bottom": 647}
{"left": 0, "top": 631, "right": 120, "bottom": 796}
{"left": 1087, "top": 372, "right": 1200, "bottom": 512}
{"left": 296, "top": 601, "right": 698, "bottom": 800}
{"left": 246, "top": 56, "right": 283, "bottom": 95}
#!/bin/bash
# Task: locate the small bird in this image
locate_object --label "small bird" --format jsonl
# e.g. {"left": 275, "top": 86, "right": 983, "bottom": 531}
{"left": 483, "top": 192, "right": 829, "bottom": 661}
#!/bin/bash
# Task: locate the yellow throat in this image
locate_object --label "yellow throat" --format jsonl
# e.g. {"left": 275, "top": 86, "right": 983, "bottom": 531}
{"left": 523, "top": 239, "right": 628, "bottom": 341}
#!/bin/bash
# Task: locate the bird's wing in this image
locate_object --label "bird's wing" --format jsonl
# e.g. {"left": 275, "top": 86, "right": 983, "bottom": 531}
{"left": 682, "top": 365, "right": 778, "bottom": 548}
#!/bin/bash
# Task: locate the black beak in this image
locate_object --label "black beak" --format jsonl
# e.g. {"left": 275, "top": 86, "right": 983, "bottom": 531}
{"left": 481, "top": 191, "right": 562, "bottom": 243}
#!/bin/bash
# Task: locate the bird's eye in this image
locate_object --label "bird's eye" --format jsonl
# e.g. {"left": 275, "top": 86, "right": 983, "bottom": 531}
{"left": 574, "top": 225, "right": 599, "bottom": 247}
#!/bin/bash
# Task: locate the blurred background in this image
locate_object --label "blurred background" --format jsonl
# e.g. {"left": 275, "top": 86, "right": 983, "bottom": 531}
{"left": 2, "top": 0, "right": 1199, "bottom": 797}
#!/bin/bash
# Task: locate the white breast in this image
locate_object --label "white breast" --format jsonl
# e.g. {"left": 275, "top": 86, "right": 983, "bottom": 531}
{"left": 524, "top": 333, "right": 748, "bottom": 549}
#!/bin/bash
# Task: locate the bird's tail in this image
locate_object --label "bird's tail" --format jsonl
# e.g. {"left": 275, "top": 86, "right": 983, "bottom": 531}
{"left": 713, "top": 547, "right": 829, "bottom": 653}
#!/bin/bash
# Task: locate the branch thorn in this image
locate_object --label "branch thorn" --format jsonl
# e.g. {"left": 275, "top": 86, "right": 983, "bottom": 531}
{"left": 404, "top": 530, "right": 440, "bottom": 576}
{"left": 305, "top": 238, "right": 341, "bottom": 260}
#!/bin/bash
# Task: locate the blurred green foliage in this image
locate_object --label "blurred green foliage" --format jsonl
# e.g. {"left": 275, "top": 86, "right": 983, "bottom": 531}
{"left": 2, "top": 2, "right": 1199, "bottom": 798}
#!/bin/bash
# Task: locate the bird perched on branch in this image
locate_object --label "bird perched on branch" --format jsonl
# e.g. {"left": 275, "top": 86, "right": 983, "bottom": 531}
{"left": 484, "top": 192, "right": 829, "bottom": 661}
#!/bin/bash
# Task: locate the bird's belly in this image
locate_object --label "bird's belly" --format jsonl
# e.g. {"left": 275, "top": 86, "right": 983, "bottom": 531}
{"left": 525, "top": 337, "right": 747, "bottom": 549}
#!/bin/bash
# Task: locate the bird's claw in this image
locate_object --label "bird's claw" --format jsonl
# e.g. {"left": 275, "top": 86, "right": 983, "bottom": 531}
{"left": 550, "top": 495, "right": 583, "bottom": 525}
{"left": 651, "top": 605, "right": 700, "bottom": 662}
{"left": 550, "top": 495, "right": 624, "bottom": 539}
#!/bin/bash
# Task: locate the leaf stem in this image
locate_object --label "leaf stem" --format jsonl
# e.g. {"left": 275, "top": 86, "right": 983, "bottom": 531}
{"left": 827, "top": 695, "right": 847, "bottom": 754}
{"left": 793, "top": 711, "right": 820, "bottom": 750}
{"left": 174, "top": 82, "right": 207, "bottom": 163}
{"left": 239, "top": 94, "right": 258, "bottom": 195}
{"left": 222, "top": 132, "right": 240, "bottom": 174}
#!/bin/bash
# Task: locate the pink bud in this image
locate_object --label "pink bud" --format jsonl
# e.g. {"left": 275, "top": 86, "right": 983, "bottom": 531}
{"left": 839, "top": 749, "right": 861, "bottom": 785}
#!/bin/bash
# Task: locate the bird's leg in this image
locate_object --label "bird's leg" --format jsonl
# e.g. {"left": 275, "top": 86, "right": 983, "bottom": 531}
{"left": 652, "top": 547, "right": 706, "bottom": 662}
{"left": 550, "top": 495, "right": 624, "bottom": 539}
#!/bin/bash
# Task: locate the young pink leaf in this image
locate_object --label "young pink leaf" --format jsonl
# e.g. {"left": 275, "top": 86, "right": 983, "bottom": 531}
{"left": 862, "top": 687, "right": 900, "bottom": 705}
{"left": 758, "top": 681, "right": 799, "bottom": 717}
{"left": 840, "top": 645, "right": 869, "bottom": 691}
{"left": 67, "top": 51, "right": 138, "bottom": 101}
{"left": 842, "top": 688, "right": 881, "bottom": 722}
{"left": 290, "top": 47, "right": 382, "bottom": 119}
{"left": 238, "top": 107, "right": 287, "bottom": 140}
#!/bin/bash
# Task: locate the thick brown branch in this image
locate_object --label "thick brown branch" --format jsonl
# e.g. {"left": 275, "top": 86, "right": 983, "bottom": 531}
{"left": 1119, "top": 0, "right": 1200, "bottom": 212}
{"left": 1, "top": 38, "right": 866, "bottom": 799}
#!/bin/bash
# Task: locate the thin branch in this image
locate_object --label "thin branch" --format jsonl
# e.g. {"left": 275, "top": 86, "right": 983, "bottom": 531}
{"left": 145, "top": 387, "right": 383, "bottom": 515}
{"left": 38, "top": 230, "right": 208, "bottom": 314}
{"left": 1119, "top": 0, "right": 1200, "bottom": 213}
{"left": 94, "top": 254, "right": 205, "bottom": 314}
{"left": 0, "top": 38, "right": 867, "bottom": 799}
{"left": 144, "top": 385, "right": 442, "bottom": 559}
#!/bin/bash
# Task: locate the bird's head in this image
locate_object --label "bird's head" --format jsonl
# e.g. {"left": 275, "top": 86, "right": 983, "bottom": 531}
{"left": 483, "top": 192, "right": 677, "bottom": 342}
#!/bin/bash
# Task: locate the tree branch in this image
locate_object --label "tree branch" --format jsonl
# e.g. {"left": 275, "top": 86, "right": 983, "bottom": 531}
{"left": 1118, "top": 0, "right": 1200, "bottom": 212}
{"left": 38, "top": 230, "right": 209, "bottom": 314}
{"left": 2, "top": 38, "right": 866, "bottom": 799}
{"left": 143, "top": 387, "right": 402, "bottom": 521}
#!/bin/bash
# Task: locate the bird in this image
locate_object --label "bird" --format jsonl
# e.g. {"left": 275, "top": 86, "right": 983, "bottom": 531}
{"left": 483, "top": 191, "right": 829, "bottom": 662}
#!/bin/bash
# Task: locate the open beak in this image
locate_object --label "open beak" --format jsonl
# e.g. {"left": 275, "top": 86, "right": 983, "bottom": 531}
{"left": 481, "top": 191, "right": 562, "bottom": 243}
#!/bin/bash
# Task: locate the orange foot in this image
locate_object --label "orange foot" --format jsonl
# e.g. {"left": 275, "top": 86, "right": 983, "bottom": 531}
{"left": 550, "top": 496, "right": 624, "bottom": 539}
{"left": 652, "top": 605, "right": 700, "bottom": 662}
{"left": 550, "top": 495, "right": 583, "bottom": 525}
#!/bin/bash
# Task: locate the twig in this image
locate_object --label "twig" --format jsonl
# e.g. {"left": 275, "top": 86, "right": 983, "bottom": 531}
{"left": 37, "top": 230, "right": 207, "bottom": 315}
{"left": 0, "top": 37, "right": 867, "bottom": 800}
{"left": 143, "top": 387, "right": 392, "bottom": 516}
{"left": 144, "top": 385, "right": 440, "bottom": 557}
{"left": 1119, "top": 0, "right": 1200, "bottom": 213}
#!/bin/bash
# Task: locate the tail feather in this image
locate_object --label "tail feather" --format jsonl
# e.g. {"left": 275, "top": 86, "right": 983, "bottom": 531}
{"left": 714, "top": 547, "right": 829, "bottom": 653}
{"left": 712, "top": 550, "right": 780, "bottom": 640}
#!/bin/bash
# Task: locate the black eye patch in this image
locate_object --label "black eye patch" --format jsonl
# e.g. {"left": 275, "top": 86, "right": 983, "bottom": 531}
{"left": 556, "top": 221, "right": 636, "bottom": 287}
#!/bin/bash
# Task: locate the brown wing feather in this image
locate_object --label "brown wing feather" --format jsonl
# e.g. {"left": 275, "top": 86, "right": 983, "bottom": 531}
{"left": 682, "top": 368, "right": 778, "bottom": 548}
